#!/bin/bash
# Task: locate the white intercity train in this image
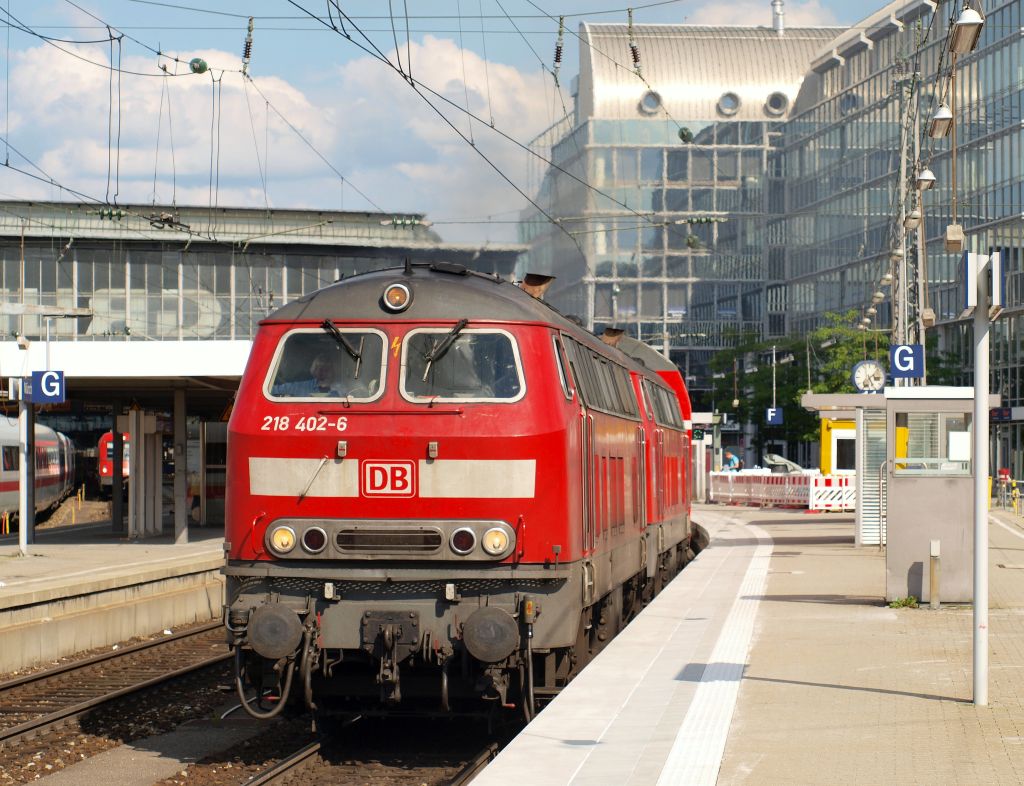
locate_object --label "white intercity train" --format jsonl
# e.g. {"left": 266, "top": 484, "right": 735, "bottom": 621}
{"left": 0, "top": 418, "right": 75, "bottom": 519}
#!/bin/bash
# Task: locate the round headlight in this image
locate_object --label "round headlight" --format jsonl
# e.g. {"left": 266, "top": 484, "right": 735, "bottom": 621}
{"left": 269, "top": 525, "right": 296, "bottom": 554}
{"left": 481, "top": 527, "right": 511, "bottom": 556}
{"left": 383, "top": 283, "right": 412, "bottom": 312}
{"left": 302, "top": 527, "right": 327, "bottom": 554}
{"left": 450, "top": 528, "right": 476, "bottom": 555}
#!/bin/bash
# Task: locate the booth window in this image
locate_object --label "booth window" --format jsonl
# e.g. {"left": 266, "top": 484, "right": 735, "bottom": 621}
{"left": 893, "top": 412, "right": 972, "bottom": 475}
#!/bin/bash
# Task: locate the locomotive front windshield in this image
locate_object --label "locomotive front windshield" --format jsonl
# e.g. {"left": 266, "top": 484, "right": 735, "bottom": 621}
{"left": 402, "top": 328, "right": 524, "bottom": 401}
{"left": 266, "top": 328, "right": 386, "bottom": 401}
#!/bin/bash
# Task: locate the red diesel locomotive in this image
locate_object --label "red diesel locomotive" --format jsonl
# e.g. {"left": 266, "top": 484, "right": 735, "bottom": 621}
{"left": 224, "top": 262, "right": 693, "bottom": 721}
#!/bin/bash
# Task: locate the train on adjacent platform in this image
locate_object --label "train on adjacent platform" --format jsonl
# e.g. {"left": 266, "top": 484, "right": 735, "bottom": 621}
{"left": 223, "top": 262, "right": 694, "bottom": 721}
{"left": 0, "top": 420, "right": 75, "bottom": 520}
{"left": 97, "top": 431, "right": 130, "bottom": 494}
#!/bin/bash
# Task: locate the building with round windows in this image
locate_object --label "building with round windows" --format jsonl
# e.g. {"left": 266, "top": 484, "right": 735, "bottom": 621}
{"left": 520, "top": 19, "right": 841, "bottom": 395}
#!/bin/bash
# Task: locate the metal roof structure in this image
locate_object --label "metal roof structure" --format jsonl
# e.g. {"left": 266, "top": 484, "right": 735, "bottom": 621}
{"left": 0, "top": 201, "right": 525, "bottom": 257}
{"left": 577, "top": 23, "right": 843, "bottom": 123}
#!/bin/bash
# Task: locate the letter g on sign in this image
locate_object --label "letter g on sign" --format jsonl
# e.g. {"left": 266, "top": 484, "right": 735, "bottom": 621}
{"left": 889, "top": 344, "right": 924, "bottom": 379}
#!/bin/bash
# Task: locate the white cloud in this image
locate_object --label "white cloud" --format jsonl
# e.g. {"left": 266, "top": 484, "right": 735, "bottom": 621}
{"left": 326, "top": 36, "right": 561, "bottom": 240}
{"left": 687, "top": 0, "right": 839, "bottom": 27}
{"left": 0, "top": 36, "right": 559, "bottom": 243}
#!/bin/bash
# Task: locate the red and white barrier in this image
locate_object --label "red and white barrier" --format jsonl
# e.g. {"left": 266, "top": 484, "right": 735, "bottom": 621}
{"left": 807, "top": 474, "right": 856, "bottom": 512}
{"left": 709, "top": 471, "right": 855, "bottom": 512}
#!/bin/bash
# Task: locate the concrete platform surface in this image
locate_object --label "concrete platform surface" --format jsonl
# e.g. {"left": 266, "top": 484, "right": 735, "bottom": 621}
{"left": 480, "top": 504, "right": 1024, "bottom": 785}
{"left": 34, "top": 718, "right": 266, "bottom": 786}
{"left": 0, "top": 533, "right": 223, "bottom": 607}
{"left": 0, "top": 527, "right": 225, "bottom": 672}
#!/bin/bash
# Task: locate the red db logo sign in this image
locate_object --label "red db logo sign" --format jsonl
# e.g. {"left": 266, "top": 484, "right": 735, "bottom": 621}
{"left": 361, "top": 461, "right": 416, "bottom": 497}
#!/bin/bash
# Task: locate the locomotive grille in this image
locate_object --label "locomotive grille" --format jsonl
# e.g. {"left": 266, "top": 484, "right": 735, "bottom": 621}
{"left": 336, "top": 527, "right": 443, "bottom": 553}
{"left": 235, "top": 577, "right": 558, "bottom": 596}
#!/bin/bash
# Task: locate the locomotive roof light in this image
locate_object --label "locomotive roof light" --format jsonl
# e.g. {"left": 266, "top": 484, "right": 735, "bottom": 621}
{"left": 450, "top": 527, "right": 477, "bottom": 555}
{"left": 481, "top": 527, "right": 512, "bottom": 557}
{"left": 268, "top": 525, "right": 297, "bottom": 555}
{"left": 382, "top": 282, "right": 412, "bottom": 312}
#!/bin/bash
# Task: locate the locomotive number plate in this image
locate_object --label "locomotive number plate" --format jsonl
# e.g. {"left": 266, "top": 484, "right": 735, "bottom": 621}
{"left": 260, "top": 415, "right": 349, "bottom": 432}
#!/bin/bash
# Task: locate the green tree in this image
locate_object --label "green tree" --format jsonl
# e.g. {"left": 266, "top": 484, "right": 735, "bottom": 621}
{"left": 806, "top": 309, "right": 885, "bottom": 393}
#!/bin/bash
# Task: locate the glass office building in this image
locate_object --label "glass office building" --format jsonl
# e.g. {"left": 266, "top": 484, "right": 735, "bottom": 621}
{"left": 525, "top": 1, "right": 1024, "bottom": 472}
{"left": 521, "top": 22, "right": 839, "bottom": 396}
{"left": 777, "top": 0, "right": 1024, "bottom": 473}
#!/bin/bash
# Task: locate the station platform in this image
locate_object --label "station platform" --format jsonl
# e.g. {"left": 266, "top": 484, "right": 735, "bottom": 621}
{"left": 0, "top": 523, "right": 223, "bottom": 673}
{"left": 477, "top": 504, "right": 1024, "bottom": 785}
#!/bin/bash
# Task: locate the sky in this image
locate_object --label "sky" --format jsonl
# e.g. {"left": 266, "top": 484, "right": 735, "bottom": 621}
{"left": 0, "top": 0, "right": 862, "bottom": 243}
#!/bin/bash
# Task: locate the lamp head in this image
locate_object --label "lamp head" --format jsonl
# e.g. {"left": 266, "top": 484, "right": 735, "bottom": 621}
{"left": 950, "top": 7, "right": 984, "bottom": 55}
{"left": 928, "top": 103, "right": 952, "bottom": 139}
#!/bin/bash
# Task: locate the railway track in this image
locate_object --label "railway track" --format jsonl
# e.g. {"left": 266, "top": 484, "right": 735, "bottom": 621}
{"left": 0, "top": 620, "right": 230, "bottom": 748}
{"left": 245, "top": 738, "right": 499, "bottom": 786}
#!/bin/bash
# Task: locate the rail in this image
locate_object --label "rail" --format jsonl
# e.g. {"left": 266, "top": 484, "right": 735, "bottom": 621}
{"left": 245, "top": 738, "right": 499, "bottom": 785}
{"left": 0, "top": 621, "right": 230, "bottom": 748}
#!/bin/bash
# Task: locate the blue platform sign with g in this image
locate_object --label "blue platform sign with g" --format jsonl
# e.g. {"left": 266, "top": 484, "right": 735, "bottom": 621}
{"left": 889, "top": 344, "right": 924, "bottom": 379}
{"left": 29, "top": 370, "right": 65, "bottom": 403}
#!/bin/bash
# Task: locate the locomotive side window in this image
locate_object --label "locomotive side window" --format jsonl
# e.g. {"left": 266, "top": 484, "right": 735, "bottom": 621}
{"left": 2, "top": 445, "right": 17, "bottom": 471}
{"left": 552, "top": 335, "right": 573, "bottom": 400}
{"left": 644, "top": 380, "right": 684, "bottom": 429}
{"left": 562, "top": 337, "right": 639, "bottom": 420}
{"left": 265, "top": 328, "right": 386, "bottom": 402}
{"left": 401, "top": 328, "right": 525, "bottom": 402}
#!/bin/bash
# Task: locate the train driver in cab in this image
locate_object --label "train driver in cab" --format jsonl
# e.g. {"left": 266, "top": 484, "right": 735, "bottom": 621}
{"left": 272, "top": 350, "right": 343, "bottom": 398}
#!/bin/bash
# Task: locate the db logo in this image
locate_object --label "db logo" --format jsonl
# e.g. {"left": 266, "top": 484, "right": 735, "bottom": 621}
{"left": 361, "top": 461, "right": 416, "bottom": 497}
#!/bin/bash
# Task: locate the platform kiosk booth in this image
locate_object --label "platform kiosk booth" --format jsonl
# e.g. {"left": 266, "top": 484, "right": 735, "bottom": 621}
{"left": 884, "top": 387, "right": 997, "bottom": 604}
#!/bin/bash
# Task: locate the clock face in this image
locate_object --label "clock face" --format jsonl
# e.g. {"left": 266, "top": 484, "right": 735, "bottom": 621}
{"left": 852, "top": 360, "right": 885, "bottom": 392}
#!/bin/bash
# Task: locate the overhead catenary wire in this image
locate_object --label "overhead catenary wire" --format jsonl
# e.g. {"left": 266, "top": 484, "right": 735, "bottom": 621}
{"left": 284, "top": 0, "right": 705, "bottom": 251}
{"left": 241, "top": 76, "right": 271, "bottom": 213}
{"left": 455, "top": 0, "right": 475, "bottom": 144}
{"left": 208, "top": 71, "right": 223, "bottom": 225}
{"left": 283, "top": 0, "right": 587, "bottom": 259}
{"left": 151, "top": 70, "right": 180, "bottom": 205}
{"left": 124, "top": 0, "right": 690, "bottom": 20}
{"left": 1, "top": 4, "right": 384, "bottom": 216}
{"left": 478, "top": 0, "right": 495, "bottom": 126}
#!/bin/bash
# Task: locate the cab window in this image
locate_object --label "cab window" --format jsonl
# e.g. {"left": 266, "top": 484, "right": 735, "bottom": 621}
{"left": 265, "top": 328, "right": 386, "bottom": 402}
{"left": 401, "top": 328, "right": 525, "bottom": 402}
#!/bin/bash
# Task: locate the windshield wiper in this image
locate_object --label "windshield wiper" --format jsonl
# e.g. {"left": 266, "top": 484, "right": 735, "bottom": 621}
{"left": 422, "top": 319, "right": 469, "bottom": 382}
{"left": 322, "top": 319, "right": 364, "bottom": 379}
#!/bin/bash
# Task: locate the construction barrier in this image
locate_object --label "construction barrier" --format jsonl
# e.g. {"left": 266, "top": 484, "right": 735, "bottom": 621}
{"left": 807, "top": 474, "right": 856, "bottom": 512}
{"left": 709, "top": 471, "right": 855, "bottom": 512}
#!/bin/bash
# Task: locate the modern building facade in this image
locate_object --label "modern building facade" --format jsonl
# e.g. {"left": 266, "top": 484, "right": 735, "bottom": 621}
{"left": 777, "top": 0, "right": 1024, "bottom": 474}
{"left": 523, "top": 0, "right": 1024, "bottom": 473}
{"left": 521, "top": 20, "right": 840, "bottom": 395}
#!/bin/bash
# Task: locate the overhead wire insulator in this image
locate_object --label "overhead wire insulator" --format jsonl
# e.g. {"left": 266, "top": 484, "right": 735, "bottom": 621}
{"left": 242, "top": 16, "right": 254, "bottom": 76}
{"left": 552, "top": 16, "right": 565, "bottom": 86}
{"left": 627, "top": 9, "right": 642, "bottom": 77}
